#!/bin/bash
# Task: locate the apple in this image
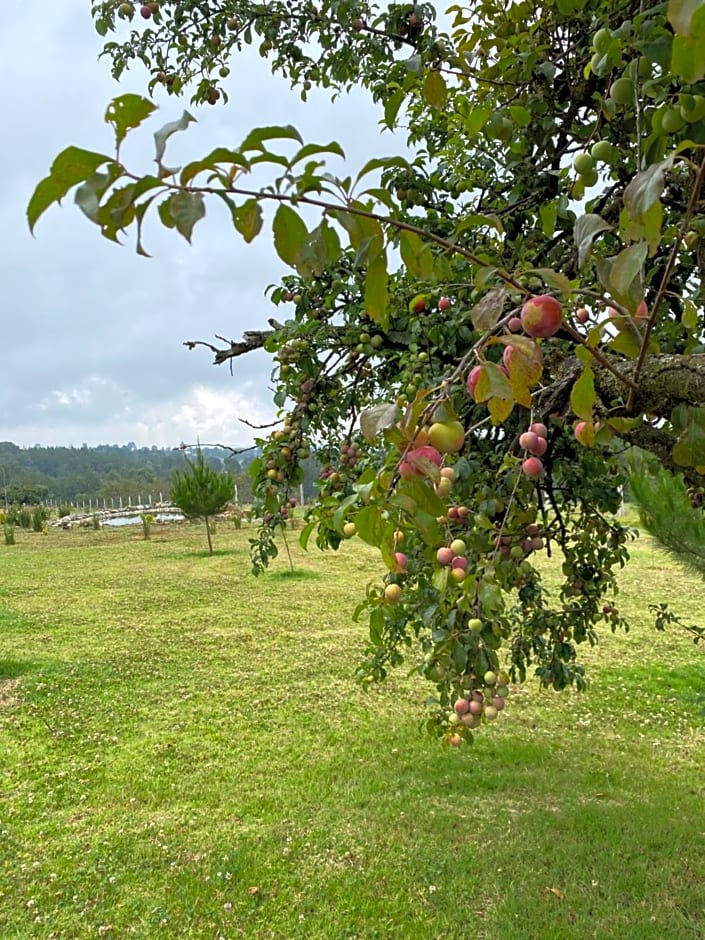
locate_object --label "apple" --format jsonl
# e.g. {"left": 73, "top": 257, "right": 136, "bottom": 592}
{"left": 522, "top": 456, "right": 544, "bottom": 478}
{"left": 530, "top": 436, "right": 547, "bottom": 457}
{"left": 394, "top": 552, "right": 408, "bottom": 571}
{"left": 448, "top": 733, "right": 462, "bottom": 746}
{"left": 399, "top": 445, "right": 442, "bottom": 479}
{"left": 466, "top": 365, "right": 483, "bottom": 399}
{"left": 140, "top": 4, "right": 153, "bottom": 16}
{"left": 451, "top": 556, "right": 468, "bottom": 571}
{"left": 454, "top": 697, "right": 470, "bottom": 716}
{"left": 440, "top": 466, "right": 456, "bottom": 483}
{"left": 576, "top": 307, "right": 590, "bottom": 324}
{"left": 428, "top": 420, "right": 465, "bottom": 454}
{"left": 508, "top": 316, "right": 523, "bottom": 332}
{"left": 468, "top": 699, "right": 483, "bottom": 716}
{"left": 483, "top": 704, "right": 499, "bottom": 721}
{"left": 450, "top": 567, "right": 466, "bottom": 583}
{"left": 450, "top": 538, "right": 467, "bottom": 556}
{"left": 436, "top": 477, "right": 452, "bottom": 497}
{"left": 343, "top": 521, "right": 357, "bottom": 538}
{"left": 437, "top": 546, "right": 454, "bottom": 566}
{"left": 468, "top": 617, "right": 483, "bottom": 633}
{"left": 438, "top": 296, "right": 451, "bottom": 311}
{"left": 384, "top": 583, "right": 402, "bottom": 604}
{"left": 493, "top": 696, "right": 506, "bottom": 711}
{"left": 530, "top": 422, "right": 548, "bottom": 439}
{"left": 519, "top": 431, "right": 539, "bottom": 452}
{"left": 483, "top": 670, "right": 497, "bottom": 686}
{"left": 521, "top": 295, "right": 563, "bottom": 338}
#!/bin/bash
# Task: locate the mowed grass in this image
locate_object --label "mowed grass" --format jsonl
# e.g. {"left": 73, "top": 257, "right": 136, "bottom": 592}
{"left": 1, "top": 517, "right": 704, "bottom": 939}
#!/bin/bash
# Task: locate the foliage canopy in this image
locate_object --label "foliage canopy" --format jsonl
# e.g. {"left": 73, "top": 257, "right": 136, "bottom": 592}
{"left": 29, "top": 0, "right": 705, "bottom": 741}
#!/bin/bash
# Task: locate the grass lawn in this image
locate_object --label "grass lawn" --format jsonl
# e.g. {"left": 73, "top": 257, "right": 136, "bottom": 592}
{"left": 1, "top": 517, "right": 704, "bottom": 939}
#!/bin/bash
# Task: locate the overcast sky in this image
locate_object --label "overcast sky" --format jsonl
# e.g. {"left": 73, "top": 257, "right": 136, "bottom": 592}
{"left": 1, "top": 3, "right": 404, "bottom": 449}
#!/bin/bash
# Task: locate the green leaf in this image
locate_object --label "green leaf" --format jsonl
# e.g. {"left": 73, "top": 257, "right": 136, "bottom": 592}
{"left": 234, "top": 199, "right": 263, "bottom": 243}
{"left": 609, "top": 242, "right": 648, "bottom": 298}
{"left": 683, "top": 297, "right": 699, "bottom": 330}
{"left": 353, "top": 505, "right": 386, "bottom": 546}
{"left": 399, "top": 230, "right": 434, "bottom": 279}
{"left": 539, "top": 201, "right": 558, "bottom": 238}
{"left": 291, "top": 141, "right": 346, "bottom": 164}
{"left": 360, "top": 403, "right": 401, "bottom": 443}
{"left": 104, "top": 94, "right": 157, "bottom": 148}
{"left": 527, "top": 267, "right": 573, "bottom": 297}
{"left": 272, "top": 204, "right": 308, "bottom": 266}
{"left": 570, "top": 363, "right": 596, "bottom": 421}
{"left": 28, "top": 147, "right": 114, "bottom": 233}
{"left": 470, "top": 287, "right": 507, "bottom": 330}
{"left": 239, "top": 125, "right": 303, "bottom": 151}
{"left": 168, "top": 191, "right": 206, "bottom": 243}
{"left": 74, "top": 165, "right": 124, "bottom": 224}
{"left": 668, "top": 0, "right": 704, "bottom": 34}
{"left": 673, "top": 406, "right": 705, "bottom": 466}
{"left": 574, "top": 213, "right": 613, "bottom": 269}
{"left": 672, "top": 32, "right": 705, "bottom": 82}
{"left": 180, "top": 148, "right": 249, "bottom": 186}
{"left": 364, "top": 252, "right": 389, "bottom": 327}
{"left": 154, "top": 111, "right": 197, "bottom": 165}
{"left": 508, "top": 105, "right": 531, "bottom": 126}
{"left": 423, "top": 70, "right": 448, "bottom": 108}
{"left": 354, "top": 156, "right": 410, "bottom": 185}
{"left": 623, "top": 158, "right": 672, "bottom": 221}
{"left": 299, "top": 519, "right": 317, "bottom": 550}
{"left": 465, "top": 107, "right": 490, "bottom": 134}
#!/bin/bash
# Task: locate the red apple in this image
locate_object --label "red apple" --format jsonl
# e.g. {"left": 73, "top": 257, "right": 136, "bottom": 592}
{"left": 519, "top": 431, "right": 539, "bottom": 452}
{"left": 530, "top": 436, "right": 547, "bottom": 457}
{"left": 522, "top": 456, "right": 544, "bottom": 478}
{"left": 576, "top": 307, "right": 590, "bottom": 324}
{"left": 466, "top": 365, "right": 483, "bottom": 400}
{"left": 508, "top": 316, "right": 523, "bottom": 332}
{"left": 437, "top": 546, "right": 454, "bottom": 566}
{"left": 438, "top": 296, "right": 451, "bottom": 311}
{"left": 399, "top": 445, "right": 442, "bottom": 479}
{"left": 530, "top": 422, "right": 548, "bottom": 439}
{"left": 521, "top": 295, "right": 563, "bottom": 338}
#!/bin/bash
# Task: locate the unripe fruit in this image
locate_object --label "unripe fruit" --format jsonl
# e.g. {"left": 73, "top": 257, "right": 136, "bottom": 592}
{"left": 520, "top": 295, "right": 563, "bottom": 338}
{"left": 450, "top": 538, "right": 467, "bottom": 557}
{"left": 508, "top": 316, "right": 523, "bottom": 332}
{"left": 484, "top": 705, "right": 499, "bottom": 721}
{"left": 610, "top": 77, "right": 634, "bottom": 106}
{"left": 522, "top": 456, "right": 544, "bottom": 478}
{"left": 573, "top": 152, "right": 596, "bottom": 176}
{"left": 384, "top": 583, "right": 402, "bottom": 604}
{"left": 590, "top": 140, "right": 614, "bottom": 164}
{"left": 483, "top": 670, "right": 497, "bottom": 686}
{"left": 436, "top": 477, "right": 452, "bottom": 497}
{"left": 439, "top": 466, "right": 456, "bottom": 483}
{"left": 468, "top": 617, "right": 483, "bottom": 633}
{"left": 451, "top": 567, "right": 466, "bottom": 583}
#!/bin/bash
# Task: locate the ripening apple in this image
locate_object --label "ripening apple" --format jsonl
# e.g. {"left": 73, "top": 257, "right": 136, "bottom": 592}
{"left": 384, "top": 583, "right": 402, "bottom": 604}
{"left": 440, "top": 466, "right": 456, "bottom": 483}
{"left": 438, "top": 296, "right": 451, "bottom": 311}
{"left": 394, "top": 552, "right": 408, "bottom": 571}
{"left": 436, "top": 476, "right": 452, "bottom": 497}
{"left": 520, "top": 295, "right": 564, "bottom": 338}
{"left": 468, "top": 699, "right": 483, "bottom": 716}
{"left": 483, "top": 670, "right": 497, "bottom": 686}
{"left": 522, "top": 456, "right": 544, "bottom": 478}
{"left": 454, "top": 697, "right": 470, "bottom": 716}
{"left": 484, "top": 704, "right": 499, "bottom": 721}
{"left": 466, "top": 365, "right": 483, "bottom": 400}
{"left": 468, "top": 617, "right": 483, "bottom": 633}
{"left": 451, "top": 556, "right": 468, "bottom": 571}
{"left": 519, "top": 431, "right": 539, "bottom": 452}
{"left": 450, "top": 567, "right": 466, "bottom": 583}
{"left": 493, "top": 696, "right": 506, "bottom": 711}
{"left": 530, "top": 422, "right": 548, "bottom": 439}
{"left": 437, "top": 546, "right": 454, "bottom": 566}
{"left": 399, "top": 445, "right": 442, "bottom": 479}
{"left": 530, "top": 435, "right": 547, "bottom": 457}
{"left": 448, "top": 733, "right": 462, "bottom": 746}
{"left": 450, "top": 538, "right": 467, "bottom": 556}
{"left": 576, "top": 307, "right": 590, "bottom": 324}
{"left": 343, "top": 521, "right": 357, "bottom": 538}
{"left": 428, "top": 420, "right": 465, "bottom": 454}
{"left": 508, "top": 316, "right": 523, "bottom": 332}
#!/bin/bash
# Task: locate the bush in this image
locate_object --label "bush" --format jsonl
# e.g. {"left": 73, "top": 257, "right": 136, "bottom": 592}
{"left": 17, "top": 508, "right": 31, "bottom": 529}
{"left": 4, "top": 524, "right": 15, "bottom": 546}
{"left": 31, "top": 506, "right": 49, "bottom": 532}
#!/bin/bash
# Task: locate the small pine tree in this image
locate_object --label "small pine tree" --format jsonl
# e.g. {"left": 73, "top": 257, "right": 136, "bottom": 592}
{"left": 170, "top": 448, "right": 234, "bottom": 555}
{"left": 628, "top": 454, "right": 705, "bottom": 577}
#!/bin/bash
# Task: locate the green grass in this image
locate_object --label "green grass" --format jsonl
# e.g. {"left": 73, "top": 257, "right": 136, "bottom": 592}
{"left": 1, "top": 519, "right": 704, "bottom": 939}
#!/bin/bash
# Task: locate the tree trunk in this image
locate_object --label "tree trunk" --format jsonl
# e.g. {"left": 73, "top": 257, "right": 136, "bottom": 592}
{"left": 205, "top": 515, "right": 213, "bottom": 555}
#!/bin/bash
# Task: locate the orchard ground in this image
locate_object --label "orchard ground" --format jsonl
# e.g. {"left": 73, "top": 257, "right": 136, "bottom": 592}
{"left": 1, "top": 517, "right": 704, "bottom": 939}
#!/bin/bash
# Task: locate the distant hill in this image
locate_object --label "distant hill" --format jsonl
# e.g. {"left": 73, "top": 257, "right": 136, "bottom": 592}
{"left": 0, "top": 441, "right": 259, "bottom": 505}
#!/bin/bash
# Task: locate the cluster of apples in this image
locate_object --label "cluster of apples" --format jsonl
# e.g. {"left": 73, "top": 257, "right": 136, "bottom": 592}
{"left": 436, "top": 537, "right": 469, "bottom": 583}
{"left": 398, "top": 418, "right": 466, "bottom": 480}
{"left": 494, "top": 522, "right": 544, "bottom": 560}
{"left": 519, "top": 422, "right": 548, "bottom": 477}
{"left": 448, "top": 669, "right": 510, "bottom": 743}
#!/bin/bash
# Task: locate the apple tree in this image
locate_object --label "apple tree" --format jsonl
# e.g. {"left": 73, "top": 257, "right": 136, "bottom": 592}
{"left": 28, "top": 0, "right": 705, "bottom": 743}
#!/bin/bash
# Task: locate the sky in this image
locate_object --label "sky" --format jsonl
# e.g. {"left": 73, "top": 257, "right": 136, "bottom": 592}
{"left": 1, "top": 3, "right": 405, "bottom": 450}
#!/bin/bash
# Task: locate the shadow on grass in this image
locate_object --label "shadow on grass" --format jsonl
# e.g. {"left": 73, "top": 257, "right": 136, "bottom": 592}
{"left": 266, "top": 568, "right": 322, "bottom": 581}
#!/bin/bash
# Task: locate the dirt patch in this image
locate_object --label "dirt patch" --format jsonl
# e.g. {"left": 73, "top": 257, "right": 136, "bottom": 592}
{"left": 0, "top": 677, "right": 21, "bottom": 709}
